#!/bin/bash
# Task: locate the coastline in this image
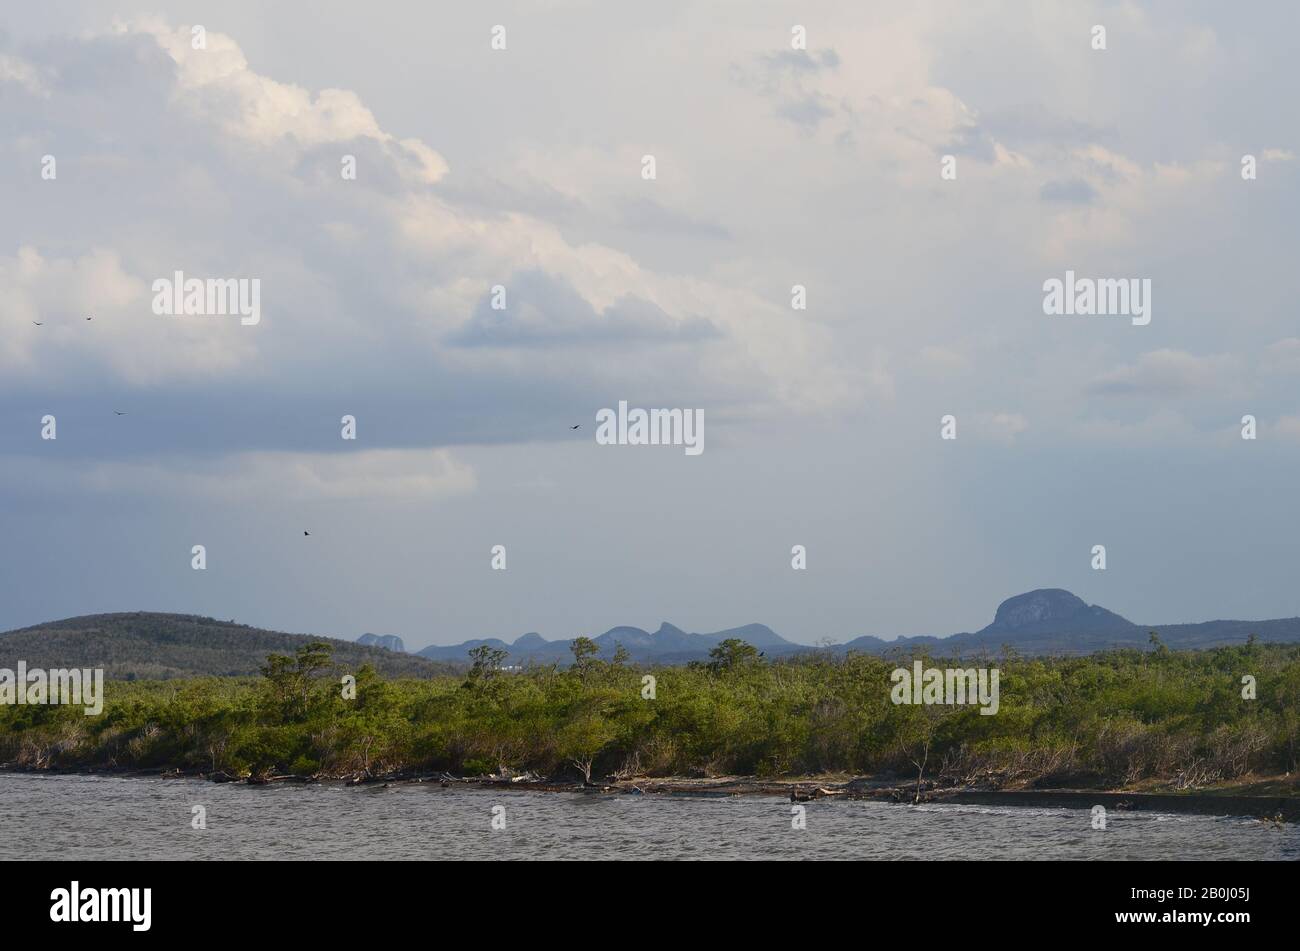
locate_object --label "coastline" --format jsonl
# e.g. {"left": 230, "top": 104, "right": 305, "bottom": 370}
{"left": 5, "top": 764, "right": 1295, "bottom": 822}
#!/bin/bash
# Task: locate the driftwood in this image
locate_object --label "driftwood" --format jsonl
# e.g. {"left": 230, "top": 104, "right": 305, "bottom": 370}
{"left": 243, "top": 773, "right": 317, "bottom": 785}
{"left": 790, "top": 786, "right": 847, "bottom": 802}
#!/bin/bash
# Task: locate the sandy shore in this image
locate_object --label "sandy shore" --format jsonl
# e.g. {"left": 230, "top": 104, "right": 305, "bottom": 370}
{"left": 339, "top": 771, "right": 1300, "bottom": 822}
{"left": 5, "top": 764, "right": 1296, "bottom": 821}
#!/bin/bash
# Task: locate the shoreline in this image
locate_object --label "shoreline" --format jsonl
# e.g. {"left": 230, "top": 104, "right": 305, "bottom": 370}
{"left": 5, "top": 764, "right": 1295, "bottom": 822}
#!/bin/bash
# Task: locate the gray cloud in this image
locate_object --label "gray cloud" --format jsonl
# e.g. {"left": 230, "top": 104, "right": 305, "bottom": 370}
{"left": 615, "top": 196, "right": 732, "bottom": 239}
{"left": 1086, "top": 351, "right": 1240, "bottom": 398}
{"left": 3, "top": 3, "right": 1300, "bottom": 648}
{"left": 1039, "top": 179, "right": 1098, "bottom": 203}
{"left": 448, "top": 270, "right": 722, "bottom": 348}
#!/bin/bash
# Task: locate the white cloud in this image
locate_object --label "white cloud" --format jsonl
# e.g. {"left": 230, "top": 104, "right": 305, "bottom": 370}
{"left": 129, "top": 19, "right": 448, "bottom": 184}
{"left": 973, "top": 411, "right": 1028, "bottom": 443}
{"left": 1074, "top": 409, "right": 1199, "bottom": 446}
{"left": 2, "top": 20, "right": 860, "bottom": 420}
{"left": 919, "top": 345, "right": 970, "bottom": 374}
{"left": 11, "top": 448, "right": 476, "bottom": 503}
{"left": 0, "top": 52, "right": 48, "bottom": 97}
{"left": 1086, "top": 350, "right": 1240, "bottom": 398}
{"left": 0, "top": 246, "right": 259, "bottom": 384}
{"left": 1273, "top": 416, "right": 1300, "bottom": 440}
{"left": 1263, "top": 338, "right": 1300, "bottom": 375}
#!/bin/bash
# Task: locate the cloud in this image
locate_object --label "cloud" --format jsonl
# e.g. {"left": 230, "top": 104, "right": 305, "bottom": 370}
{"left": 1086, "top": 350, "right": 1240, "bottom": 398}
{"left": 0, "top": 52, "right": 49, "bottom": 97}
{"left": 918, "top": 345, "right": 970, "bottom": 374}
{"left": 7, "top": 447, "right": 476, "bottom": 503}
{"left": 759, "top": 49, "right": 842, "bottom": 75}
{"left": 1263, "top": 338, "right": 1300, "bottom": 374}
{"left": 0, "top": 19, "right": 859, "bottom": 451}
{"left": 977, "top": 103, "right": 1110, "bottom": 150}
{"left": 448, "top": 270, "right": 721, "bottom": 349}
{"left": 0, "top": 246, "right": 257, "bottom": 384}
{"left": 1039, "top": 179, "right": 1098, "bottom": 204}
{"left": 133, "top": 19, "right": 448, "bottom": 183}
{"left": 614, "top": 197, "right": 732, "bottom": 240}
{"left": 973, "top": 412, "right": 1028, "bottom": 444}
{"left": 1074, "top": 409, "right": 1198, "bottom": 446}
{"left": 2, "top": 1, "right": 1299, "bottom": 645}
{"left": 737, "top": 48, "right": 844, "bottom": 130}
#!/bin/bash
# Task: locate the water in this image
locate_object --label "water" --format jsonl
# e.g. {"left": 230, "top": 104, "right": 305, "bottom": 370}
{"left": 3, "top": 773, "right": 1296, "bottom": 860}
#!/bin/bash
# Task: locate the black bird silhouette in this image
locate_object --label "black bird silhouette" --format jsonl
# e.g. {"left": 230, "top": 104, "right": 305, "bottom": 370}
{"left": 85, "top": 316, "right": 93, "bottom": 321}
{"left": 570, "top": 424, "right": 580, "bottom": 430}
{"left": 32, "top": 321, "right": 43, "bottom": 326}
{"left": 114, "top": 411, "right": 126, "bottom": 416}
{"left": 303, "top": 530, "right": 311, "bottom": 536}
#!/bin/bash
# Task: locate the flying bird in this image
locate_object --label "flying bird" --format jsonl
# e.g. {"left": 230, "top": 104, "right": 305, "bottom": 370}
{"left": 570, "top": 424, "right": 580, "bottom": 430}
{"left": 303, "top": 531, "right": 311, "bottom": 536}
{"left": 85, "top": 316, "right": 93, "bottom": 321}
{"left": 32, "top": 321, "right": 42, "bottom": 326}
{"left": 114, "top": 411, "right": 127, "bottom": 416}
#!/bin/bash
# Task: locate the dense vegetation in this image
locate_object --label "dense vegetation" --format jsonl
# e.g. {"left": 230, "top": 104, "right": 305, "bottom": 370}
{"left": 2, "top": 636, "right": 1297, "bottom": 791}
{"left": 0, "top": 613, "right": 447, "bottom": 679}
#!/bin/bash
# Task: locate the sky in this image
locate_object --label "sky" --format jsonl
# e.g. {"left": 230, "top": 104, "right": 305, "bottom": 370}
{"left": 2, "top": 1, "right": 1299, "bottom": 650}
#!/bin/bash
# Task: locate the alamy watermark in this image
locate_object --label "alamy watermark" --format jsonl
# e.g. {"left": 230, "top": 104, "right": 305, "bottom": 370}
{"left": 50, "top": 882, "right": 150, "bottom": 931}
{"left": 595, "top": 401, "right": 703, "bottom": 456}
{"left": 152, "top": 271, "right": 261, "bottom": 326}
{"left": 890, "top": 661, "right": 1000, "bottom": 715}
{"left": 0, "top": 663, "right": 104, "bottom": 715}
{"left": 1042, "top": 270, "right": 1150, "bottom": 326}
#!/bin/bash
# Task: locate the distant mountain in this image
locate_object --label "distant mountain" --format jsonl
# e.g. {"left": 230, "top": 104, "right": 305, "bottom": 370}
{"left": 416, "top": 621, "right": 794, "bottom": 665}
{"left": 985, "top": 589, "right": 1134, "bottom": 636}
{"left": 415, "top": 589, "right": 1300, "bottom": 664}
{"left": 356, "top": 633, "right": 405, "bottom": 652}
{"left": 842, "top": 588, "right": 1142, "bottom": 655}
{"left": 10, "top": 591, "right": 1300, "bottom": 680}
{"left": 0, "top": 613, "right": 450, "bottom": 680}
{"left": 843, "top": 588, "right": 1300, "bottom": 656}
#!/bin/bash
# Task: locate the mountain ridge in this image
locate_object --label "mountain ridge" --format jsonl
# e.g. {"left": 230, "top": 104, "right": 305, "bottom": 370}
{"left": 356, "top": 633, "right": 405, "bottom": 652}
{"left": 8, "top": 590, "right": 1300, "bottom": 678}
{"left": 0, "top": 613, "right": 449, "bottom": 680}
{"left": 413, "top": 619, "right": 792, "bottom": 664}
{"left": 414, "top": 588, "right": 1300, "bottom": 662}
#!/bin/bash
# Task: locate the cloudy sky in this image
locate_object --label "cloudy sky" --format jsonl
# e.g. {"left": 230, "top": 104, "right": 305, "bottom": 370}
{"left": 2, "top": 1, "right": 1299, "bottom": 649}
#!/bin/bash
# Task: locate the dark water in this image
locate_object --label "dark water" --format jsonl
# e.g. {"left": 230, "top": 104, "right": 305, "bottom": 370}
{"left": 3, "top": 773, "right": 1296, "bottom": 860}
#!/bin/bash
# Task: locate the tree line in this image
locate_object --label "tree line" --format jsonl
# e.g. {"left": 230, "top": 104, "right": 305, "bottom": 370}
{"left": 2, "top": 636, "right": 1297, "bottom": 790}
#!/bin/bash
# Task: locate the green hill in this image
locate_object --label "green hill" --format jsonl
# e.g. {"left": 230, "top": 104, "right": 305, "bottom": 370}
{"left": 0, "top": 612, "right": 452, "bottom": 680}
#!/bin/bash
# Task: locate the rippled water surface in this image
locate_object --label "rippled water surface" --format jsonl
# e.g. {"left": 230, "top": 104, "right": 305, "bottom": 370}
{"left": 4, "top": 773, "right": 1296, "bottom": 860}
